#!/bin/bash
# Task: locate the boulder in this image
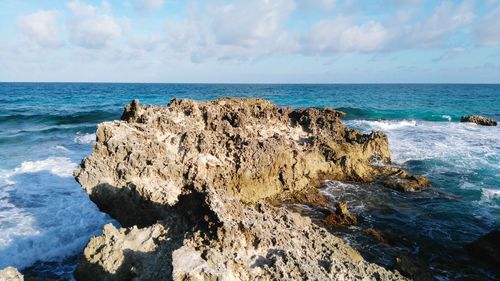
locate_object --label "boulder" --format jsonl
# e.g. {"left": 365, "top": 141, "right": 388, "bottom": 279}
{"left": 460, "top": 115, "right": 497, "bottom": 126}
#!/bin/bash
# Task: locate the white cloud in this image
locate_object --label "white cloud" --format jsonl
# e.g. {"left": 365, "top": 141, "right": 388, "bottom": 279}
{"left": 18, "top": 10, "right": 61, "bottom": 47}
{"left": 398, "top": 1, "right": 474, "bottom": 48}
{"left": 210, "top": 0, "right": 295, "bottom": 48}
{"left": 301, "top": 17, "right": 388, "bottom": 54}
{"left": 165, "top": 0, "right": 296, "bottom": 62}
{"left": 432, "top": 47, "right": 465, "bottom": 62}
{"left": 296, "top": 0, "right": 336, "bottom": 11}
{"left": 475, "top": 7, "right": 500, "bottom": 46}
{"left": 136, "top": 0, "right": 165, "bottom": 12}
{"left": 66, "top": 0, "right": 124, "bottom": 49}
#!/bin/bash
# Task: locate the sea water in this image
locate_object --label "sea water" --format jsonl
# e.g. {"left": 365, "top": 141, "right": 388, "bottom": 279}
{"left": 0, "top": 83, "right": 498, "bottom": 279}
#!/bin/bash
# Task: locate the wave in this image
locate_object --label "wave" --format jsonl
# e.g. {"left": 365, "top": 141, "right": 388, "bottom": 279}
{"left": 346, "top": 119, "right": 500, "bottom": 166}
{"left": 335, "top": 107, "right": 458, "bottom": 122}
{"left": 481, "top": 188, "right": 500, "bottom": 203}
{"left": 74, "top": 133, "right": 96, "bottom": 144}
{"left": 0, "top": 157, "right": 112, "bottom": 272}
{"left": 0, "top": 110, "right": 118, "bottom": 126}
{"left": 348, "top": 119, "right": 417, "bottom": 131}
{"left": 13, "top": 157, "right": 77, "bottom": 178}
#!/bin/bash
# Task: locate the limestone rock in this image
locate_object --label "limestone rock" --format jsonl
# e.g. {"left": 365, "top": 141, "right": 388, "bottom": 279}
{"left": 0, "top": 267, "right": 23, "bottom": 281}
{"left": 74, "top": 98, "right": 420, "bottom": 280}
{"left": 460, "top": 115, "right": 497, "bottom": 126}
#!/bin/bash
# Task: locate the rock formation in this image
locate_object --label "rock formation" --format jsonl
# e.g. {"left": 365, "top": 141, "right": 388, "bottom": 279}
{"left": 74, "top": 98, "right": 426, "bottom": 280}
{"left": 460, "top": 115, "right": 497, "bottom": 126}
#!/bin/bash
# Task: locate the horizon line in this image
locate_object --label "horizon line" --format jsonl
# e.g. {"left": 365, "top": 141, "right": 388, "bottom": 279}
{"left": 2, "top": 81, "right": 500, "bottom": 85}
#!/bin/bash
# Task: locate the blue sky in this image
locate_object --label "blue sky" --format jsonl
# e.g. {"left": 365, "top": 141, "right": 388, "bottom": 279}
{"left": 1, "top": 0, "right": 499, "bottom": 83}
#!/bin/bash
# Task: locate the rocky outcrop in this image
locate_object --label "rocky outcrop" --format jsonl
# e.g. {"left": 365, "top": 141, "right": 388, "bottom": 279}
{"left": 465, "top": 229, "right": 500, "bottom": 268}
{"left": 460, "top": 115, "right": 497, "bottom": 126}
{"left": 74, "top": 98, "right": 424, "bottom": 280}
{"left": 0, "top": 267, "right": 23, "bottom": 281}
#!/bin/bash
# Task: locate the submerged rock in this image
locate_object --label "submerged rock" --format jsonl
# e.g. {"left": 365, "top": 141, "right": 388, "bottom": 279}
{"left": 74, "top": 98, "right": 423, "bottom": 280}
{"left": 394, "top": 254, "right": 432, "bottom": 281}
{"left": 382, "top": 169, "right": 430, "bottom": 192}
{"left": 465, "top": 229, "right": 500, "bottom": 268}
{"left": 322, "top": 201, "right": 358, "bottom": 226}
{"left": 0, "top": 267, "right": 23, "bottom": 281}
{"left": 460, "top": 115, "right": 497, "bottom": 126}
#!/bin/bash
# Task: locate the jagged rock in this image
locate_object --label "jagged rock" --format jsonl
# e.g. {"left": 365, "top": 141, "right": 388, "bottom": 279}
{"left": 322, "top": 201, "right": 358, "bottom": 226}
{"left": 465, "top": 229, "right": 500, "bottom": 268}
{"left": 382, "top": 169, "right": 430, "bottom": 192}
{"left": 460, "top": 115, "right": 497, "bottom": 126}
{"left": 0, "top": 267, "right": 23, "bottom": 281}
{"left": 74, "top": 98, "right": 420, "bottom": 280}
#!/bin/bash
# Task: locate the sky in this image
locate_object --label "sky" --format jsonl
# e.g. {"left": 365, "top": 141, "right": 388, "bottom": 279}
{"left": 1, "top": 0, "right": 499, "bottom": 83}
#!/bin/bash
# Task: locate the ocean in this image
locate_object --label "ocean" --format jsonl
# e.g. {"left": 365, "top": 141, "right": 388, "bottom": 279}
{"left": 0, "top": 83, "right": 498, "bottom": 280}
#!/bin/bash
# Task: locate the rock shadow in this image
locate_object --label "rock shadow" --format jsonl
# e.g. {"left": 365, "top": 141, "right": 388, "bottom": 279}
{"left": 74, "top": 183, "right": 221, "bottom": 281}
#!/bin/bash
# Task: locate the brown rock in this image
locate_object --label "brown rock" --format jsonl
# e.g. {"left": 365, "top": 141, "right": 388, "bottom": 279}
{"left": 74, "top": 98, "right": 415, "bottom": 281}
{"left": 382, "top": 169, "right": 430, "bottom": 192}
{"left": 322, "top": 201, "right": 358, "bottom": 226}
{"left": 460, "top": 115, "right": 497, "bottom": 126}
{"left": 465, "top": 229, "right": 500, "bottom": 268}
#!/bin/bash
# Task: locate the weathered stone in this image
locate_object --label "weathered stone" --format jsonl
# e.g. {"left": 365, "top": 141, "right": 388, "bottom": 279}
{"left": 0, "top": 267, "right": 23, "bottom": 281}
{"left": 74, "top": 98, "right": 418, "bottom": 280}
{"left": 460, "top": 115, "right": 497, "bottom": 126}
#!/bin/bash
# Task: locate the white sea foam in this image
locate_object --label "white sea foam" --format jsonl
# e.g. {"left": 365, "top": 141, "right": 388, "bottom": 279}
{"left": 74, "top": 133, "right": 96, "bottom": 144}
{"left": 350, "top": 119, "right": 417, "bottom": 131}
{"left": 441, "top": 115, "right": 452, "bottom": 122}
{"left": 0, "top": 157, "right": 112, "bottom": 270}
{"left": 346, "top": 120, "right": 500, "bottom": 168}
{"left": 481, "top": 188, "right": 500, "bottom": 203}
{"left": 53, "top": 145, "right": 70, "bottom": 152}
{"left": 13, "top": 157, "right": 77, "bottom": 178}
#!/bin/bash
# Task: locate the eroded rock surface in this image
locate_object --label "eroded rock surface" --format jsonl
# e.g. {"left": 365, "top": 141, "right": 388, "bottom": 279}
{"left": 0, "top": 267, "right": 23, "bottom": 281}
{"left": 74, "top": 98, "right": 421, "bottom": 280}
{"left": 460, "top": 115, "right": 497, "bottom": 126}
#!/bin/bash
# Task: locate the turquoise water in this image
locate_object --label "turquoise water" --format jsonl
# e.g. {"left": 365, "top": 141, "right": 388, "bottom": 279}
{"left": 0, "top": 83, "right": 499, "bottom": 280}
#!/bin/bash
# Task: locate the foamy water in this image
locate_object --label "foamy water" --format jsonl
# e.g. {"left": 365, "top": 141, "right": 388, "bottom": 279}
{"left": 0, "top": 155, "right": 112, "bottom": 275}
{"left": 73, "top": 133, "right": 96, "bottom": 144}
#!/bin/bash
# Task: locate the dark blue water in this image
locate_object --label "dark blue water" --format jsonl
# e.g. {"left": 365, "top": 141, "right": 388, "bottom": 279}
{"left": 0, "top": 83, "right": 499, "bottom": 280}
